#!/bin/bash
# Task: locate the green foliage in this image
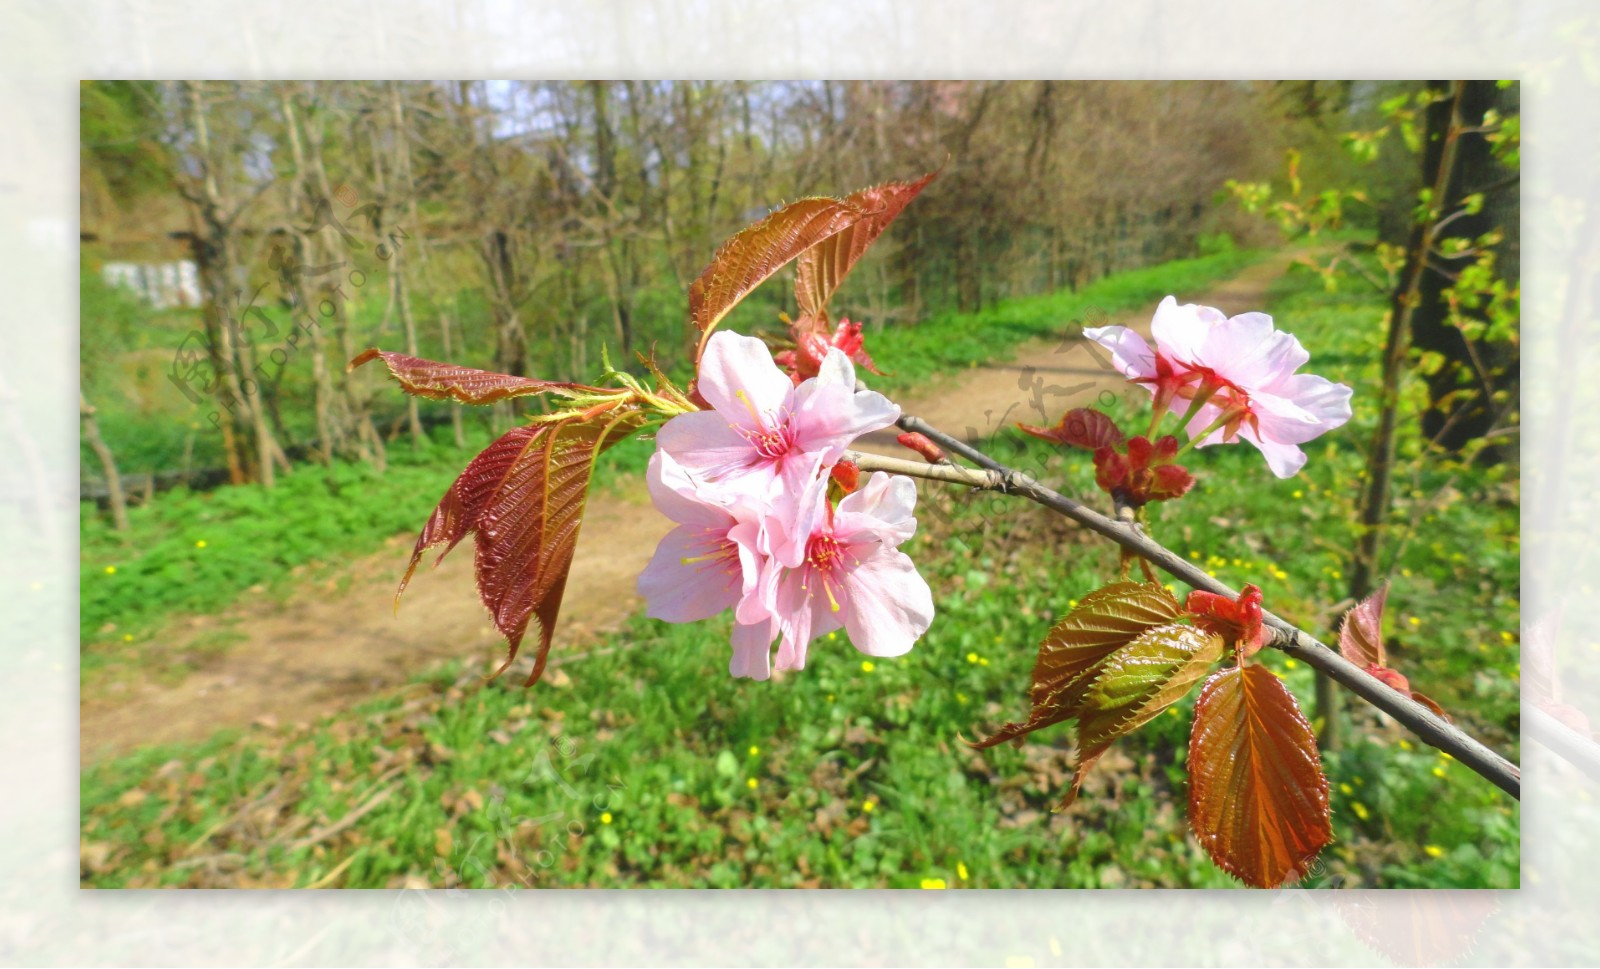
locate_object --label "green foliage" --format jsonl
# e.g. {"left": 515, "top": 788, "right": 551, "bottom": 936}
{"left": 81, "top": 425, "right": 494, "bottom": 671}
{"left": 79, "top": 262, "right": 154, "bottom": 392}
{"left": 80, "top": 81, "right": 172, "bottom": 203}
{"left": 1195, "top": 231, "right": 1236, "bottom": 257}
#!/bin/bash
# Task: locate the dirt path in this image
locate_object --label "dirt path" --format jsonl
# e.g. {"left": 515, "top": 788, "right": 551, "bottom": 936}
{"left": 79, "top": 255, "right": 1292, "bottom": 763}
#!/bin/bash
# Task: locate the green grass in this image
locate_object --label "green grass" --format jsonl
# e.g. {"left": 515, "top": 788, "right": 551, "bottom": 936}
{"left": 78, "top": 463, "right": 1247, "bottom": 889}
{"left": 81, "top": 242, "right": 1517, "bottom": 888}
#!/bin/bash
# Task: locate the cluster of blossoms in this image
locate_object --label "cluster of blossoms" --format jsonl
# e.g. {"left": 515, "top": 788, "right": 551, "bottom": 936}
{"left": 1085, "top": 296, "right": 1354, "bottom": 478}
{"left": 773, "top": 316, "right": 884, "bottom": 385}
{"left": 636, "top": 331, "right": 934, "bottom": 679}
{"left": 1017, "top": 407, "right": 1195, "bottom": 510}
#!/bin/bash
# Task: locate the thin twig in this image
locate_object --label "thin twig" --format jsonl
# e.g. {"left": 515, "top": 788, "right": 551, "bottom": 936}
{"left": 857, "top": 412, "right": 1521, "bottom": 800}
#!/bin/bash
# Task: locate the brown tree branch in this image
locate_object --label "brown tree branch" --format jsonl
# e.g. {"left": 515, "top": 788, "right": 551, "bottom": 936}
{"left": 848, "top": 411, "right": 1522, "bottom": 801}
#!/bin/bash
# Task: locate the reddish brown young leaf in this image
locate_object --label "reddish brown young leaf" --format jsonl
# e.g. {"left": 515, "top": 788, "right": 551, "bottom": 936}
{"left": 968, "top": 581, "right": 1182, "bottom": 749}
{"left": 1337, "top": 583, "right": 1447, "bottom": 714}
{"left": 1016, "top": 407, "right": 1126, "bottom": 451}
{"left": 1188, "top": 665, "right": 1333, "bottom": 888}
{"left": 689, "top": 196, "right": 871, "bottom": 360}
{"left": 1366, "top": 663, "right": 1412, "bottom": 694}
{"left": 1060, "top": 623, "right": 1223, "bottom": 808}
{"left": 793, "top": 171, "right": 937, "bottom": 324}
{"left": 1338, "top": 581, "right": 1390, "bottom": 668}
{"left": 398, "top": 408, "right": 646, "bottom": 685}
{"left": 397, "top": 423, "right": 552, "bottom": 598}
{"left": 350, "top": 348, "right": 603, "bottom": 404}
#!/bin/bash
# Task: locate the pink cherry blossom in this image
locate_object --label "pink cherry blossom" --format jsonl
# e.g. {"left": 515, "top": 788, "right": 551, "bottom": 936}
{"left": 1084, "top": 296, "right": 1353, "bottom": 478}
{"left": 656, "top": 330, "right": 900, "bottom": 504}
{"left": 635, "top": 450, "right": 781, "bottom": 679}
{"left": 747, "top": 471, "right": 934, "bottom": 673}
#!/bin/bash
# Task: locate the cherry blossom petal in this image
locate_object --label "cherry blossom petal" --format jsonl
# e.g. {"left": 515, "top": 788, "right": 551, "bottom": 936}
{"left": 1082, "top": 324, "right": 1158, "bottom": 383}
{"left": 1149, "top": 296, "right": 1224, "bottom": 363}
{"left": 835, "top": 471, "right": 918, "bottom": 547}
{"left": 1259, "top": 373, "right": 1354, "bottom": 433}
{"left": 1198, "top": 313, "right": 1309, "bottom": 388}
{"left": 646, "top": 450, "right": 738, "bottom": 525}
{"left": 792, "top": 357, "right": 900, "bottom": 460}
{"left": 839, "top": 550, "right": 935, "bottom": 657}
{"left": 1235, "top": 425, "right": 1310, "bottom": 479}
{"left": 810, "top": 344, "right": 860, "bottom": 390}
{"left": 767, "top": 474, "right": 832, "bottom": 569}
{"left": 694, "top": 330, "right": 797, "bottom": 435}
{"left": 655, "top": 410, "right": 767, "bottom": 482}
{"left": 636, "top": 524, "right": 744, "bottom": 622}
{"left": 730, "top": 619, "right": 775, "bottom": 680}
{"left": 772, "top": 569, "right": 824, "bottom": 672}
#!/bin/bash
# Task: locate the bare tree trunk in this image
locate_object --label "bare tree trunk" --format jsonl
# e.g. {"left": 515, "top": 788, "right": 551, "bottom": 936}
{"left": 1333, "top": 82, "right": 1471, "bottom": 750}
{"left": 439, "top": 306, "right": 467, "bottom": 448}
{"left": 299, "top": 87, "right": 381, "bottom": 469}
{"left": 277, "top": 86, "right": 340, "bottom": 464}
{"left": 377, "top": 81, "right": 422, "bottom": 450}
{"left": 80, "top": 394, "right": 130, "bottom": 531}
{"left": 180, "top": 80, "right": 285, "bottom": 486}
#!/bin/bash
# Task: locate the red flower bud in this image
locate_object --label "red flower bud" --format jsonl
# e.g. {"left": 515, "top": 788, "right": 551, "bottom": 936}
{"left": 896, "top": 431, "right": 946, "bottom": 464}
{"left": 830, "top": 459, "right": 861, "bottom": 494}
{"left": 777, "top": 316, "right": 885, "bottom": 383}
{"left": 1186, "top": 583, "right": 1268, "bottom": 657}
